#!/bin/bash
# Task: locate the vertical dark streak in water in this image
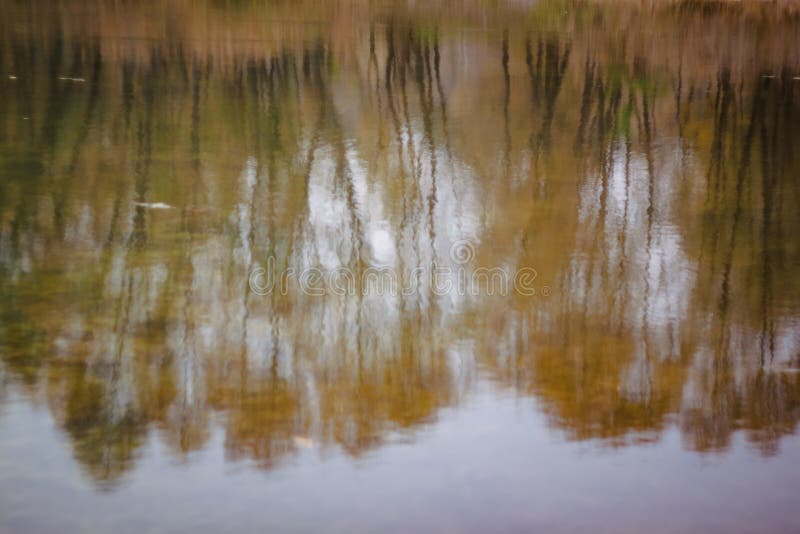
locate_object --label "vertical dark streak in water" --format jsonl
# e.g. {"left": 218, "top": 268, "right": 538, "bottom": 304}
{"left": 674, "top": 65, "right": 691, "bottom": 217}
{"left": 313, "top": 41, "right": 364, "bottom": 280}
{"left": 239, "top": 58, "right": 263, "bottom": 372}
{"left": 524, "top": 35, "right": 543, "bottom": 106}
{"left": 105, "top": 59, "right": 136, "bottom": 248}
{"left": 385, "top": 27, "right": 404, "bottom": 228}
{"left": 717, "top": 75, "right": 764, "bottom": 355}
{"left": 524, "top": 34, "right": 539, "bottom": 202}
{"left": 701, "top": 68, "right": 731, "bottom": 284}
{"left": 328, "top": 81, "right": 366, "bottom": 371}
{"left": 293, "top": 44, "right": 326, "bottom": 267}
{"left": 502, "top": 30, "right": 511, "bottom": 182}
{"left": 522, "top": 35, "right": 539, "bottom": 252}
{"left": 674, "top": 64, "right": 683, "bottom": 137}
{"left": 541, "top": 39, "right": 571, "bottom": 152}
{"left": 424, "top": 36, "right": 434, "bottom": 109}
{"left": 402, "top": 30, "right": 424, "bottom": 273}
{"left": 640, "top": 70, "right": 656, "bottom": 386}
{"left": 580, "top": 67, "right": 620, "bottom": 343}
{"left": 6, "top": 36, "right": 36, "bottom": 144}
{"left": 598, "top": 78, "right": 621, "bottom": 316}
{"left": 9, "top": 32, "right": 67, "bottom": 257}
{"left": 758, "top": 79, "right": 775, "bottom": 366}
{"left": 615, "top": 104, "right": 633, "bottom": 335}
{"left": 39, "top": 26, "right": 67, "bottom": 153}
{"left": 520, "top": 34, "right": 538, "bottom": 251}
{"left": 431, "top": 30, "right": 458, "bottom": 243}
{"left": 578, "top": 69, "right": 601, "bottom": 339}
{"left": 267, "top": 56, "right": 286, "bottom": 368}
{"left": 412, "top": 32, "right": 437, "bottom": 251}
{"left": 384, "top": 25, "right": 414, "bottom": 269}
{"left": 399, "top": 30, "right": 421, "bottom": 233}
{"left": 781, "top": 72, "right": 798, "bottom": 235}
{"left": 369, "top": 26, "right": 377, "bottom": 76}
{"left": 190, "top": 62, "right": 202, "bottom": 209}
{"left": 526, "top": 37, "right": 570, "bottom": 199}
{"left": 128, "top": 52, "right": 156, "bottom": 250}
{"left": 592, "top": 72, "right": 605, "bottom": 149}
{"left": 424, "top": 37, "right": 438, "bottom": 255}
{"left": 170, "top": 61, "right": 203, "bottom": 380}
{"left": 433, "top": 30, "right": 451, "bottom": 157}
{"left": 368, "top": 26, "right": 385, "bottom": 150}
{"left": 53, "top": 44, "right": 103, "bottom": 235}
{"left": 121, "top": 60, "right": 135, "bottom": 132}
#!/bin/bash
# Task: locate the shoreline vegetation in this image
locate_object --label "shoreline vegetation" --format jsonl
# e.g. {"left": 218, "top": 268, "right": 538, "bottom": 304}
{"left": 2, "top": 1, "right": 799, "bottom": 71}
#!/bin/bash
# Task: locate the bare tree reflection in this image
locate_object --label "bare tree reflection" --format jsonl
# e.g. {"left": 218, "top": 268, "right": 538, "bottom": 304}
{"left": 0, "top": 2, "right": 799, "bottom": 488}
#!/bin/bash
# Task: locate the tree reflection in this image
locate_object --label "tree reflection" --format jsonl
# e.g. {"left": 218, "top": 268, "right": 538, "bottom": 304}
{"left": 0, "top": 1, "right": 799, "bottom": 487}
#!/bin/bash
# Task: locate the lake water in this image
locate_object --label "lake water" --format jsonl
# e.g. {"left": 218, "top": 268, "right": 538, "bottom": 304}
{"left": 1, "top": 1, "right": 799, "bottom": 532}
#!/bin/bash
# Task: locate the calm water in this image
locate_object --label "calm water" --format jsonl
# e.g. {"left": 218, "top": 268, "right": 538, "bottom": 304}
{"left": 1, "top": 1, "right": 800, "bottom": 532}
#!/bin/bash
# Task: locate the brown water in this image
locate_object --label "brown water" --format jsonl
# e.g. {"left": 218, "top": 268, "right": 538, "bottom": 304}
{"left": 1, "top": 1, "right": 800, "bottom": 532}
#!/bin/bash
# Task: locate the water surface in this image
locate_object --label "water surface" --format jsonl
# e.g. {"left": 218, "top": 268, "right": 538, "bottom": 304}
{"left": 1, "top": 1, "right": 800, "bottom": 532}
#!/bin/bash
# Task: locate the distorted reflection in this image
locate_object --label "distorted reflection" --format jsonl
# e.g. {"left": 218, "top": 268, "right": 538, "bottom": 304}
{"left": 0, "top": 0, "right": 799, "bottom": 492}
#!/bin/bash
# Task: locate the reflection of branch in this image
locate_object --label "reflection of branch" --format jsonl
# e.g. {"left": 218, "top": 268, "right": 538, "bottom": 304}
{"left": 412, "top": 32, "right": 438, "bottom": 253}
{"left": 54, "top": 45, "right": 103, "bottom": 234}
{"left": 700, "top": 69, "right": 732, "bottom": 286}
{"left": 502, "top": 30, "right": 511, "bottom": 182}
{"left": 759, "top": 80, "right": 777, "bottom": 366}
{"left": 718, "top": 76, "right": 763, "bottom": 322}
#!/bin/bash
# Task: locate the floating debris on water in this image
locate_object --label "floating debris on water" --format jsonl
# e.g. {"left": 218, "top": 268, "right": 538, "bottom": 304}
{"left": 134, "top": 201, "right": 173, "bottom": 210}
{"left": 58, "top": 76, "right": 86, "bottom": 82}
{"left": 8, "top": 75, "right": 17, "bottom": 80}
